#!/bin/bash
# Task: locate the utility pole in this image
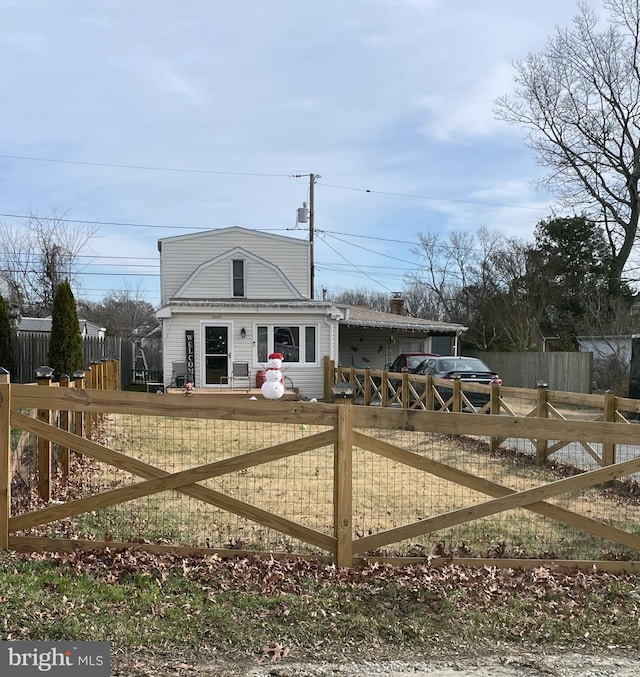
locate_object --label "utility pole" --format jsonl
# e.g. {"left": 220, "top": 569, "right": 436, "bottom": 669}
{"left": 293, "top": 172, "right": 320, "bottom": 300}
{"left": 309, "top": 173, "right": 316, "bottom": 300}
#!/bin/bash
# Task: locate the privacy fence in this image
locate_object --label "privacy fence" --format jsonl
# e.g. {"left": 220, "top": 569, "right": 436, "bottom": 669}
{"left": 11, "top": 334, "right": 124, "bottom": 384}
{"left": 10, "top": 334, "right": 164, "bottom": 389}
{"left": 3, "top": 371, "right": 640, "bottom": 571}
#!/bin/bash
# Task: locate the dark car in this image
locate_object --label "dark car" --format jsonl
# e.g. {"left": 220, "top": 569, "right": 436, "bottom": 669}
{"left": 387, "top": 353, "right": 439, "bottom": 374}
{"left": 414, "top": 356, "right": 502, "bottom": 408}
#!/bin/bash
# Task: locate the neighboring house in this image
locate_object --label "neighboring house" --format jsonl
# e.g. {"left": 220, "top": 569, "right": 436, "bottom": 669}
{"left": 17, "top": 317, "right": 107, "bottom": 339}
{"left": 577, "top": 334, "right": 633, "bottom": 391}
{"left": 576, "top": 335, "right": 632, "bottom": 364}
{"left": 156, "top": 227, "right": 467, "bottom": 399}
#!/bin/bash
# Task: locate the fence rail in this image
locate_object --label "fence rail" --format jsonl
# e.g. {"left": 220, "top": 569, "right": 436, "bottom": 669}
{"left": 3, "top": 371, "right": 640, "bottom": 570}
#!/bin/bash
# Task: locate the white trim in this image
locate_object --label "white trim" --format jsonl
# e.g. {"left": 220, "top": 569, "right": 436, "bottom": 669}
{"left": 231, "top": 257, "right": 245, "bottom": 298}
{"left": 199, "top": 320, "right": 233, "bottom": 388}
{"left": 254, "top": 322, "right": 320, "bottom": 367}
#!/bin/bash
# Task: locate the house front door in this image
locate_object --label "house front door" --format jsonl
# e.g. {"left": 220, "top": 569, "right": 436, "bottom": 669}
{"left": 203, "top": 324, "right": 230, "bottom": 386}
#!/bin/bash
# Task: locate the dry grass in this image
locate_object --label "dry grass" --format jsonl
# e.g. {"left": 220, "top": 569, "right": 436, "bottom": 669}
{"left": 12, "top": 408, "right": 640, "bottom": 561}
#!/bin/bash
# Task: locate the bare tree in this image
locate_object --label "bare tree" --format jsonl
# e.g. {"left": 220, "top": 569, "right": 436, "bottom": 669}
{"left": 327, "top": 288, "right": 391, "bottom": 313}
{"left": 483, "top": 239, "right": 549, "bottom": 351}
{"left": 409, "top": 229, "right": 550, "bottom": 351}
{"left": 408, "top": 228, "right": 505, "bottom": 327}
{"left": 401, "top": 280, "right": 442, "bottom": 320}
{"left": 0, "top": 212, "right": 97, "bottom": 316}
{"left": 78, "top": 283, "right": 158, "bottom": 338}
{"left": 495, "top": 0, "right": 640, "bottom": 296}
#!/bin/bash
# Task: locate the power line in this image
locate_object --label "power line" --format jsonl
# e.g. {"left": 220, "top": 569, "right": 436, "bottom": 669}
{"left": 319, "top": 182, "right": 550, "bottom": 212}
{"left": 0, "top": 210, "right": 295, "bottom": 233}
{"left": 319, "top": 237, "right": 394, "bottom": 294}
{"left": 320, "top": 231, "right": 418, "bottom": 266}
{"left": 0, "top": 154, "right": 292, "bottom": 178}
{"left": 0, "top": 152, "right": 554, "bottom": 212}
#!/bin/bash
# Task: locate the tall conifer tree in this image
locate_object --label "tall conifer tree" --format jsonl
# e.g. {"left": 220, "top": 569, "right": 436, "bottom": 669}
{"left": 48, "top": 280, "right": 83, "bottom": 378}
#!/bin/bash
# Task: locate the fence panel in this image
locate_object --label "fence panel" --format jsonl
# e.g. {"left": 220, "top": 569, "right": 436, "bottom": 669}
{"left": 11, "top": 333, "right": 122, "bottom": 383}
{"left": 466, "top": 351, "right": 593, "bottom": 392}
{"left": 4, "top": 384, "right": 640, "bottom": 569}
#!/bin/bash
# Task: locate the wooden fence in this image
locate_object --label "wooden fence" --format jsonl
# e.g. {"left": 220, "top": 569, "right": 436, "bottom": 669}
{"left": 465, "top": 351, "right": 593, "bottom": 392}
{"left": 3, "top": 370, "right": 640, "bottom": 570}
{"left": 10, "top": 334, "right": 124, "bottom": 384}
{"left": 326, "top": 356, "right": 640, "bottom": 430}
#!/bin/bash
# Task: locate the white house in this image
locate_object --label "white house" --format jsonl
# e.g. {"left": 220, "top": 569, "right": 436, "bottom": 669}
{"left": 17, "top": 317, "right": 106, "bottom": 339}
{"left": 156, "top": 227, "right": 466, "bottom": 399}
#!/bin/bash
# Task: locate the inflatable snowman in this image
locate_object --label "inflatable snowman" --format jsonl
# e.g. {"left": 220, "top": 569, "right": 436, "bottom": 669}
{"left": 261, "top": 352, "right": 285, "bottom": 400}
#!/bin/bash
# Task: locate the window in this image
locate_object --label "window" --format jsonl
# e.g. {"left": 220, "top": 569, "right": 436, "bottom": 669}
{"left": 305, "top": 326, "right": 316, "bottom": 363}
{"left": 232, "top": 259, "right": 244, "bottom": 297}
{"left": 257, "top": 325, "right": 317, "bottom": 364}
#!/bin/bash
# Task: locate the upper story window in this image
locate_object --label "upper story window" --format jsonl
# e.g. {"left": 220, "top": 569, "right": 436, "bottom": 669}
{"left": 232, "top": 259, "right": 245, "bottom": 297}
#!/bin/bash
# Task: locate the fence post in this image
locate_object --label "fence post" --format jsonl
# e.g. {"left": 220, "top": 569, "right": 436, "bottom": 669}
{"left": 35, "top": 367, "right": 54, "bottom": 501}
{"left": 96, "top": 360, "right": 105, "bottom": 391}
{"left": 535, "top": 382, "right": 549, "bottom": 466}
{"left": 452, "top": 378, "right": 462, "bottom": 413}
{"left": 381, "top": 370, "right": 389, "bottom": 408}
{"left": 401, "top": 371, "right": 409, "bottom": 408}
{"left": 489, "top": 382, "right": 500, "bottom": 452}
{"left": 58, "top": 374, "right": 70, "bottom": 478}
{"left": 73, "top": 369, "right": 86, "bottom": 441}
{"left": 323, "top": 357, "right": 334, "bottom": 402}
{"left": 0, "top": 368, "right": 10, "bottom": 549}
{"left": 84, "top": 365, "right": 94, "bottom": 440}
{"left": 603, "top": 391, "right": 617, "bottom": 466}
{"left": 106, "top": 359, "right": 117, "bottom": 391}
{"left": 364, "top": 367, "right": 371, "bottom": 406}
{"left": 334, "top": 403, "right": 353, "bottom": 567}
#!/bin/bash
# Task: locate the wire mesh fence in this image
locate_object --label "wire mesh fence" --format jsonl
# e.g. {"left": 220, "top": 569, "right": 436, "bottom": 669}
{"left": 352, "top": 423, "right": 640, "bottom": 560}
{"left": 7, "top": 386, "right": 640, "bottom": 564}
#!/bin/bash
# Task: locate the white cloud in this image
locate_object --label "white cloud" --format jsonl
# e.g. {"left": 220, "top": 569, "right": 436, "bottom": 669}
{"left": 415, "top": 61, "right": 518, "bottom": 141}
{"left": 0, "top": 0, "right": 587, "bottom": 299}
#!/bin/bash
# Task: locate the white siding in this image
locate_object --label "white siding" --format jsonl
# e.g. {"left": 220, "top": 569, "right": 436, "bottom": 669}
{"left": 160, "top": 228, "right": 310, "bottom": 302}
{"left": 179, "top": 254, "right": 300, "bottom": 299}
{"left": 161, "top": 309, "right": 332, "bottom": 400}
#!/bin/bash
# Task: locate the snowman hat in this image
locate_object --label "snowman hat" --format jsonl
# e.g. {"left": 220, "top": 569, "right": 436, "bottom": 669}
{"left": 268, "top": 352, "right": 284, "bottom": 361}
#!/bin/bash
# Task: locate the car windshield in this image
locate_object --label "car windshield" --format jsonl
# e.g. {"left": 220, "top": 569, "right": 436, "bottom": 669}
{"left": 437, "top": 358, "right": 489, "bottom": 372}
{"left": 406, "top": 356, "right": 427, "bottom": 369}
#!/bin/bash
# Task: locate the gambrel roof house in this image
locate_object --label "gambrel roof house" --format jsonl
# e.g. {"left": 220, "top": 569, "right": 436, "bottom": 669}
{"left": 155, "top": 227, "right": 466, "bottom": 400}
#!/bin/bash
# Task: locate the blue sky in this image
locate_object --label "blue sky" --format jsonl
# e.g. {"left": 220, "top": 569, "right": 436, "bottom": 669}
{"left": 0, "top": 0, "right": 583, "bottom": 306}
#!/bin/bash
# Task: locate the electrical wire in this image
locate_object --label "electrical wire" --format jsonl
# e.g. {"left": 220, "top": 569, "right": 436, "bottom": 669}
{"left": 0, "top": 153, "right": 555, "bottom": 212}
{"left": 318, "top": 234, "right": 394, "bottom": 293}
{"left": 0, "top": 154, "right": 292, "bottom": 178}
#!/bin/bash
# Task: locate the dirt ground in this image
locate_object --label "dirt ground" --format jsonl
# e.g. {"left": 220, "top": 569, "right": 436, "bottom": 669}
{"left": 119, "top": 651, "right": 640, "bottom": 677}
{"left": 244, "top": 653, "right": 640, "bottom": 676}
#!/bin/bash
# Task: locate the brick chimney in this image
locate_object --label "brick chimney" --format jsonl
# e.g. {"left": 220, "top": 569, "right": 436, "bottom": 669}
{"left": 390, "top": 293, "right": 405, "bottom": 316}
